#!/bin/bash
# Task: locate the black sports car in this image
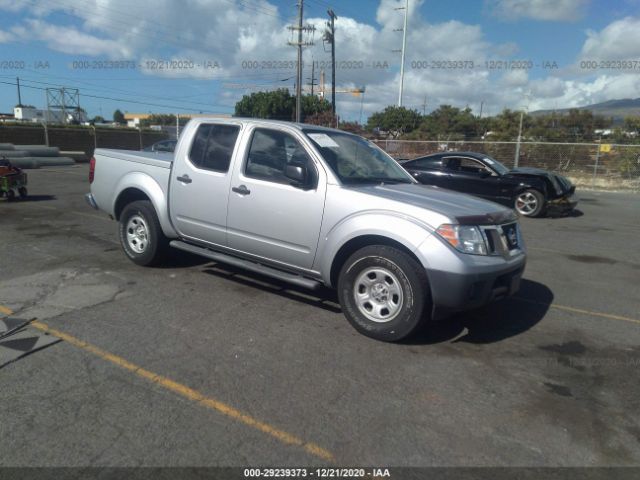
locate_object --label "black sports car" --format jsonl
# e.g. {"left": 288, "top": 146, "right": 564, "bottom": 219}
{"left": 400, "top": 151, "right": 578, "bottom": 217}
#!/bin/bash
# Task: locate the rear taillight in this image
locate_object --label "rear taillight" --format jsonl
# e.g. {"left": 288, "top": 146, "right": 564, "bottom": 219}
{"left": 89, "top": 156, "right": 96, "bottom": 183}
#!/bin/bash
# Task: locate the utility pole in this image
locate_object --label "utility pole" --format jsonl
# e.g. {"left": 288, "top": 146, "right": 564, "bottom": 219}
{"left": 421, "top": 95, "right": 427, "bottom": 116}
{"left": 288, "top": 0, "right": 314, "bottom": 123}
{"left": 308, "top": 59, "right": 316, "bottom": 96}
{"left": 16, "top": 77, "right": 22, "bottom": 106}
{"left": 397, "top": 0, "right": 409, "bottom": 106}
{"left": 325, "top": 10, "right": 337, "bottom": 118}
{"left": 296, "top": 1, "right": 303, "bottom": 122}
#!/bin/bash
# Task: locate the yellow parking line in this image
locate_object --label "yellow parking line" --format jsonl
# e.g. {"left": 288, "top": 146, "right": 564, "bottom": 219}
{"left": 513, "top": 297, "right": 640, "bottom": 325}
{"left": 0, "top": 304, "right": 334, "bottom": 462}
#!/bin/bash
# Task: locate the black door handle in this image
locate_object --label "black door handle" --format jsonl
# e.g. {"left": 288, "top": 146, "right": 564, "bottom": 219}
{"left": 232, "top": 185, "right": 250, "bottom": 195}
{"left": 177, "top": 174, "right": 192, "bottom": 184}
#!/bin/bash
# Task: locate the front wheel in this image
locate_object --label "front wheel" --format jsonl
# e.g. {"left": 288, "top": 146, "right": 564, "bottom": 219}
{"left": 337, "top": 245, "right": 431, "bottom": 342}
{"left": 118, "top": 200, "right": 168, "bottom": 266}
{"left": 515, "top": 189, "right": 545, "bottom": 217}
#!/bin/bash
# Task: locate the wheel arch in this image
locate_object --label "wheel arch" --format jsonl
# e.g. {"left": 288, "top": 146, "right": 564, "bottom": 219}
{"left": 112, "top": 172, "right": 177, "bottom": 238}
{"left": 328, "top": 234, "right": 425, "bottom": 288}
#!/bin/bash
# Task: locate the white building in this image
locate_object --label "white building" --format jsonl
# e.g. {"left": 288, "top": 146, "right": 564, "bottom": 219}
{"left": 13, "top": 106, "right": 88, "bottom": 124}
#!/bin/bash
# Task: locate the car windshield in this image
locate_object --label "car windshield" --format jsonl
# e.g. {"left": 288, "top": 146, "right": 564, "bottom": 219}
{"left": 483, "top": 155, "right": 510, "bottom": 175}
{"left": 303, "top": 129, "right": 414, "bottom": 185}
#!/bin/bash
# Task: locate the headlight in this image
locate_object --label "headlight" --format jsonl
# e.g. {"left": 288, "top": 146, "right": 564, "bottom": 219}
{"left": 436, "top": 224, "right": 488, "bottom": 255}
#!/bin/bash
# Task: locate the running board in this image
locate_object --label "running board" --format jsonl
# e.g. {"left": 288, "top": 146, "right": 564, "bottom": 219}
{"left": 170, "top": 240, "right": 322, "bottom": 290}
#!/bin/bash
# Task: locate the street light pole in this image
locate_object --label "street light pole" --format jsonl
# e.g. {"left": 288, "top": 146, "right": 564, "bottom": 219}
{"left": 398, "top": 0, "right": 409, "bottom": 107}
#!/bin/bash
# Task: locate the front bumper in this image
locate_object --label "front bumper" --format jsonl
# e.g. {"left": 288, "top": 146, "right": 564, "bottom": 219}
{"left": 415, "top": 233, "right": 527, "bottom": 321}
{"left": 428, "top": 261, "right": 525, "bottom": 321}
{"left": 547, "top": 193, "right": 578, "bottom": 213}
{"left": 85, "top": 193, "right": 99, "bottom": 210}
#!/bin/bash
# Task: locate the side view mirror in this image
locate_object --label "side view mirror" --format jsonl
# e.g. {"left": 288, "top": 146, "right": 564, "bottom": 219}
{"left": 479, "top": 170, "right": 492, "bottom": 178}
{"left": 285, "top": 163, "right": 307, "bottom": 185}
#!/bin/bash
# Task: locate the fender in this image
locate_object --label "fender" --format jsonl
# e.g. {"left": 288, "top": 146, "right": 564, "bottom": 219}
{"left": 315, "top": 210, "right": 434, "bottom": 286}
{"left": 112, "top": 171, "right": 177, "bottom": 238}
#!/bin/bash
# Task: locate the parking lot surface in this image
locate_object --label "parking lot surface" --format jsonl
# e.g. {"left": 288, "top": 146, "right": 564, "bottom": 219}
{"left": 1, "top": 165, "right": 639, "bottom": 467}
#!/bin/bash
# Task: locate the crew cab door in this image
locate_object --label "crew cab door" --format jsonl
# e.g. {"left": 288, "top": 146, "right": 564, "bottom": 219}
{"left": 169, "top": 122, "right": 242, "bottom": 246}
{"left": 442, "top": 156, "right": 501, "bottom": 199}
{"left": 226, "top": 126, "right": 326, "bottom": 270}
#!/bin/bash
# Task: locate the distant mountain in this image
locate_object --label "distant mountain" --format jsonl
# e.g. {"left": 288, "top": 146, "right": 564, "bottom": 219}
{"left": 531, "top": 98, "right": 640, "bottom": 123}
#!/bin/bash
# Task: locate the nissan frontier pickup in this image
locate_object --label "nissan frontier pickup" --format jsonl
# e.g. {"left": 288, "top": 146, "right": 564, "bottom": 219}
{"left": 86, "top": 119, "right": 526, "bottom": 341}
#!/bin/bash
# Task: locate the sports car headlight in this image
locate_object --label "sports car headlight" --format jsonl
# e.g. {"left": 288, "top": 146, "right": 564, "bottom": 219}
{"left": 436, "top": 224, "right": 488, "bottom": 255}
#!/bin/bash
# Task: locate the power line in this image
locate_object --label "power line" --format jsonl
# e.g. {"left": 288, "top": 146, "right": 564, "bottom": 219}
{"left": 0, "top": 80, "right": 231, "bottom": 113}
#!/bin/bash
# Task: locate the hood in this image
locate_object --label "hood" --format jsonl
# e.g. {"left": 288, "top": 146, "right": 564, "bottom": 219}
{"left": 346, "top": 183, "right": 517, "bottom": 225}
{"left": 509, "top": 167, "right": 574, "bottom": 194}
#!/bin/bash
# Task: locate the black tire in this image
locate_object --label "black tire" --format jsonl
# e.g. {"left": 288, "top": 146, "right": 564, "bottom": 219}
{"left": 18, "top": 187, "right": 27, "bottom": 198}
{"left": 118, "top": 200, "right": 169, "bottom": 266}
{"left": 5, "top": 189, "right": 15, "bottom": 201}
{"left": 337, "top": 245, "right": 431, "bottom": 342}
{"left": 514, "top": 189, "right": 545, "bottom": 217}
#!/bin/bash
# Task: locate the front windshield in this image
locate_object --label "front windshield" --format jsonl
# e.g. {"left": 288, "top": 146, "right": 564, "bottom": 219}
{"left": 303, "top": 129, "right": 414, "bottom": 185}
{"left": 483, "top": 155, "right": 510, "bottom": 175}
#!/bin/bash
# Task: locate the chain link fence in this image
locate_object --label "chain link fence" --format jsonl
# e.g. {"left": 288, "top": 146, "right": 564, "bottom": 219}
{"left": 377, "top": 140, "right": 640, "bottom": 191}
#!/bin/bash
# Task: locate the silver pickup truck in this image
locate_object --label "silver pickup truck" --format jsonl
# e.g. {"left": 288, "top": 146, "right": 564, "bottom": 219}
{"left": 86, "top": 118, "right": 526, "bottom": 341}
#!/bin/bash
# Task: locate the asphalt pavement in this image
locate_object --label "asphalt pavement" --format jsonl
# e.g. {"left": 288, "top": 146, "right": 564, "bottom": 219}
{"left": 0, "top": 165, "right": 639, "bottom": 469}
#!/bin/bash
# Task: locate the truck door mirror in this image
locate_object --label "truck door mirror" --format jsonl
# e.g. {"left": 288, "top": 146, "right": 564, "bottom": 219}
{"left": 285, "top": 163, "right": 307, "bottom": 185}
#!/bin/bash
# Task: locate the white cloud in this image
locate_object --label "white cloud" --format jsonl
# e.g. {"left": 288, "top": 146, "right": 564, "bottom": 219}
{"left": 580, "top": 16, "right": 640, "bottom": 60}
{"left": 10, "top": 19, "right": 132, "bottom": 57}
{"left": 0, "top": 0, "right": 636, "bottom": 119}
{"left": 488, "top": 0, "right": 588, "bottom": 21}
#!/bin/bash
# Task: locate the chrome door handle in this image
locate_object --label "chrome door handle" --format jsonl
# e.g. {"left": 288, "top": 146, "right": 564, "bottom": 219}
{"left": 177, "top": 174, "right": 192, "bottom": 184}
{"left": 232, "top": 185, "right": 250, "bottom": 195}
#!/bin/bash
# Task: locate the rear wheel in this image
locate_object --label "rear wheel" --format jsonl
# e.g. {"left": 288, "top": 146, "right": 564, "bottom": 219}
{"left": 515, "top": 189, "right": 545, "bottom": 217}
{"left": 337, "top": 245, "right": 431, "bottom": 342}
{"left": 119, "top": 200, "right": 168, "bottom": 266}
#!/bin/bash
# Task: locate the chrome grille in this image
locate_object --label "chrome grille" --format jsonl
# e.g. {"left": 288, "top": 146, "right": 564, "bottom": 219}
{"left": 480, "top": 222, "right": 522, "bottom": 257}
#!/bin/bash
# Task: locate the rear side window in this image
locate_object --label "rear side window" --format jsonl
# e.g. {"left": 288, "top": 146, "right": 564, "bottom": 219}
{"left": 445, "top": 157, "right": 490, "bottom": 174}
{"left": 407, "top": 157, "right": 442, "bottom": 169}
{"left": 189, "top": 124, "right": 240, "bottom": 173}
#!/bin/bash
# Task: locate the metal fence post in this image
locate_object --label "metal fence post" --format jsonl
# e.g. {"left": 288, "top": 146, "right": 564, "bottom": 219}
{"left": 41, "top": 121, "right": 49, "bottom": 146}
{"left": 592, "top": 143, "right": 600, "bottom": 188}
{"left": 91, "top": 125, "right": 97, "bottom": 151}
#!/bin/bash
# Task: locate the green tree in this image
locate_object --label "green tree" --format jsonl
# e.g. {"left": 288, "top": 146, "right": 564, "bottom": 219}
{"left": 624, "top": 116, "right": 640, "bottom": 135}
{"left": 113, "top": 109, "right": 126, "bottom": 125}
{"left": 486, "top": 109, "right": 532, "bottom": 141}
{"left": 366, "top": 106, "right": 422, "bottom": 137}
{"left": 235, "top": 89, "right": 295, "bottom": 120}
{"left": 300, "top": 95, "right": 332, "bottom": 120}
{"left": 234, "top": 90, "right": 330, "bottom": 121}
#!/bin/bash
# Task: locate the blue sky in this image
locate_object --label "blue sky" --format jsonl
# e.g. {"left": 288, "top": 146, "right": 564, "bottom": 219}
{"left": 1, "top": 0, "right": 639, "bottom": 121}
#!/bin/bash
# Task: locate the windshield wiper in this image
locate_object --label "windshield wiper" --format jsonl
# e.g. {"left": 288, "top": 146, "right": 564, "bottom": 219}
{"left": 343, "top": 177, "right": 412, "bottom": 185}
{"left": 368, "top": 177, "right": 412, "bottom": 185}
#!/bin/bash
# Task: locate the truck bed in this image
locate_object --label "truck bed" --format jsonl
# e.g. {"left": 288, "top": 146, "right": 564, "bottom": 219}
{"left": 94, "top": 149, "right": 173, "bottom": 169}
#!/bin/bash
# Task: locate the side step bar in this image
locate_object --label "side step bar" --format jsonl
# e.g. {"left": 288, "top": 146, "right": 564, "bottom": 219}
{"left": 170, "top": 240, "right": 322, "bottom": 290}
